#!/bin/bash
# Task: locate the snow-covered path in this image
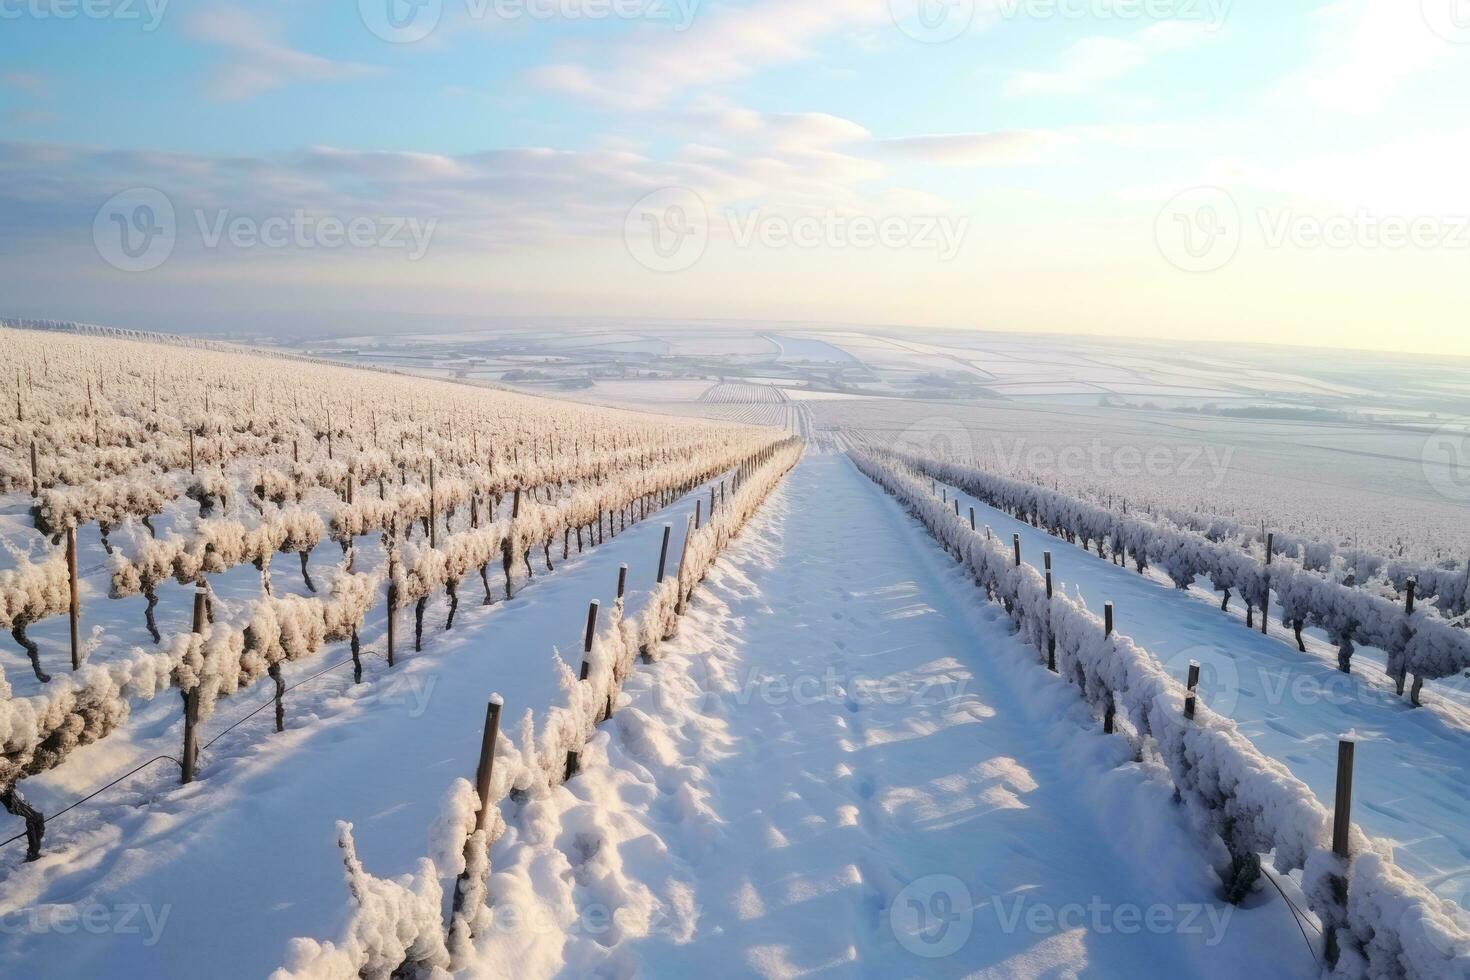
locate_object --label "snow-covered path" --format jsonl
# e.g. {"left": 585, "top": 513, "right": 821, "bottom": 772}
{"left": 925, "top": 475, "right": 1470, "bottom": 907}
{"left": 473, "top": 454, "right": 1313, "bottom": 978}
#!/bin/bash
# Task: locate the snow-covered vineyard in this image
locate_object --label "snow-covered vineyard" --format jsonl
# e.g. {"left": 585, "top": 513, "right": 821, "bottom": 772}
{"left": 1, "top": 328, "right": 1467, "bottom": 978}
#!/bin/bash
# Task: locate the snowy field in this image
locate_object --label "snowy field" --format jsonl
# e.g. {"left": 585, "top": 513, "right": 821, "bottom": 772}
{"left": 2, "top": 324, "right": 1466, "bottom": 979}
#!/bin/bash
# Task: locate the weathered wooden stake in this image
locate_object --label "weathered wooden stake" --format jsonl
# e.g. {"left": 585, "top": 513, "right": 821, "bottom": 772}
{"left": 695, "top": 499, "right": 702, "bottom": 530}
{"left": 1184, "top": 661, "right": 1201, "bottom": 720}
{"left": 674, "top": 516, "right": 694, "bottom": 617}
{"left": 67, "top": 527, "right": 80, "bottom": 670}
{"left": 583, "top": 600, "right": 600, "bottom": 657}
{"left": 1044, "top": 552, "right": 1056, "bottom": 671}
{"left": 181, "top": 585, "right": 208, "bottom": 784}
{"left": 1324, "top": 738, "right": 1356, "bottom": 967}
{"left": 969, "top": 507, "right": 976, "bottom": 531}
{"left": 1261, "top": 532, "right": 1274, "bottom": 635}
{"left": 617, "top": 563, "right": 628, "bottom": 601}
{"left": 1013, "top": 533, "right": 1021, "bottom": 568}
{"left": 386, "top": 554, "right": 398, "bottom": 668}
{"left": 473, "top": 699, "right": 503, "bottom": 832}
{"left": 29, "top": 440, "right": 39, "bottom": 497}
{"left": 657, "top": 523, "right": 672, "bottom": 583}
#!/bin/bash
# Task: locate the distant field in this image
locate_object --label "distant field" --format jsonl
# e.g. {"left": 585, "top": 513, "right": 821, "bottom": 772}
{"left": 813, "top": 397, "right": 1469, "bottom": 564}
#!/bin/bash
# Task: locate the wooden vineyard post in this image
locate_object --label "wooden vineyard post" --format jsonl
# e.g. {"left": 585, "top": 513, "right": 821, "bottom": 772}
{"left": 66, "top": 527, "right": 80, "bottom": 670}
{"left": 453, "top": 696, "right": 501, "bottom": 916}
{"left": 1103, "top": 602, "right": 1116, "bottom": 734}
{"left": 617, "top": 563, "right": 628, "bottom": 601}
{"left": 181, "top": 584, "right": 208, "bottom": 784}
{"left": 674, "top": 515, "right": 694, "bottom": 618}
{"left": 189, "top": 430, "right": 196, "bottom": 474}
{"left": 1013, "top": 533, "right": 1022, "bottom": 568}
{"left": 1044, "top": 552, "right": 1056, "bottom": 672}
{"left": 1261, "top": 532, "right": 1273, "bottom": 635}
{"left": 1184, "top": 661, "right": 1201, "bottom": 720}
{"left": 473, "top": 699, "right": 503, "bottom": 833}
{"left": 695, "top": 499, "right": 702, "bottom": 531}
{"left": 969, "top": 507, "right": 976, "bottom": 531}
{"left": 30, "top": 440, "right": 39, "bottom": 497}
{"left": 657, "top": 523, "right": 672, "bottom": 583}
{"left": 1324, "top": 739, "right": 1356, "bottom": 967}
{"left": 566, "top": 602, "right": 600, "bottom": 781}
{"left": 1401, "top": 579, "right": 1420, "bottom": 703}
{"left": 503, "top": 488, "right": 521, "bottom": 600}
{"left": 429, "top": 458, "right": 437, "bottom": 550}
{"left": 386, "top": 550, "right": 398, "bottom": 668}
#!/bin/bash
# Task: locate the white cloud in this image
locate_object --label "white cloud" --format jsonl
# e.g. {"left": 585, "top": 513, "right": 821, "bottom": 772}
{"left": 1004, "top": 19, "right": 1215, "bottom": 96}
{"left": 188, "top": 6, "right": 381, "bottom": 101}
{"left": 870, "top": 130, "right": 1080, "bottom": 166}
{"left": 530, "top": 0, "right": 891, "bottom": 110}
{"left": 1284, "top": 0, "right": 1447, "bottom": 115}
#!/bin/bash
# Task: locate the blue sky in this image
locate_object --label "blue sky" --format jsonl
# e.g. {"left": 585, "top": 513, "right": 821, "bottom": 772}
{"left": 2, "top": 0, "right": 1468, "bottom": 354}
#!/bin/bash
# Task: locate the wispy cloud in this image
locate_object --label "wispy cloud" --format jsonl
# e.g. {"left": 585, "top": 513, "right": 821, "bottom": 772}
{"left": 1285, "top": 0, "right": 1447, "bottom": 115}
{"left": 530, "top": 0, "right": 890, "bottom": 110}
{"left": 1004, "top": 20, "right": 1215, "bottom": 97}
{"left": 188, "top": 6, "right": 381, "bottom": 101}
{"left": 870, "top": 130, "right": 1079, "bottom": 166}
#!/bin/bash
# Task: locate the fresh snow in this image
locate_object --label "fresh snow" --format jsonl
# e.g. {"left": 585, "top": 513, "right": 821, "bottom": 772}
{"left": 926, "top": 474, "right": 1470, "bottom": 911}
{"left": 455, "top": 453, "right": 1317, "bottom": 977}
{"left": 0, "top": 470, "right": 729, "bottom": 978}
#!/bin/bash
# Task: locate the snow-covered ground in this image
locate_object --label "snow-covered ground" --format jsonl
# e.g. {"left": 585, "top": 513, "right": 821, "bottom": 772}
{"left": 1, "top": 450, "right": 1339, "bottom": 978}
{"left": 460, "top": 452, "right": 1316, "bottom": 977}
{"left": 0, "top": 472, "right": 728, "bottom": 977}
{"left": 925, "top": 474, "right": 1470, "bottom": 910}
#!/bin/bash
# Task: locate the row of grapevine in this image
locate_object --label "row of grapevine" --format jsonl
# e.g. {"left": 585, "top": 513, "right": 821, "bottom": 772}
{"left": 0, "top": 328, "right": 789, "bottom": 813}
{"left": 850, "top": 448, "right": 1468, "bottom": 980}
{"left": 273, "top": 439, "right": 803, "bottom": 978}
{"left": 879, "top": 446, "right": 1470, "bottom": 705}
